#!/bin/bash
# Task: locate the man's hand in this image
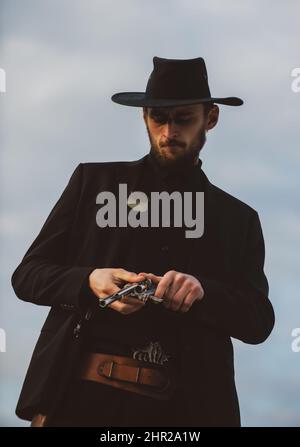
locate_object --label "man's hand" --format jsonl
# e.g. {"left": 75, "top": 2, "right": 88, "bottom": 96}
{"left": 88, "top": 268, "right": 146, "bottom": 315}
{"left": 138, "top": 270, "right": 204, "bottom": 313}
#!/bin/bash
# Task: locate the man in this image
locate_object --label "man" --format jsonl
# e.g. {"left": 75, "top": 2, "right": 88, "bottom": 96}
{"left": 11, "top": 56, "right": 275, "bottom": 427}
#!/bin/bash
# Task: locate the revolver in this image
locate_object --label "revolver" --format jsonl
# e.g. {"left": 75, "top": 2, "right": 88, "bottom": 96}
{"left": 98, "top": 278, "right": 163, "bottom": 309}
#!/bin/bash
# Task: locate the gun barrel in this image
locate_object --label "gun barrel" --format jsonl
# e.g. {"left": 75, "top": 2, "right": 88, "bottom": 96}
{"left": 99, "top": 282, "right": 143, "bottom": 308}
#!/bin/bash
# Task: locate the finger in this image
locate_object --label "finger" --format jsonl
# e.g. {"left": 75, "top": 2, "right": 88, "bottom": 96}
{"left": 121, "top": 295, "right": 145, "bottom": 304}
{"left": 115, "top": 270, "right": 146, "bottom": 283}
{"left": 164, "top": 283, "right": 182, "bottom": 308}
{"left": 167, "top": 276, "right": 189, "bottom": 307}
{"left": 111, "top": 300, "right": 145, "bottom": 314}
{"left": 110, "top": 295, "right": 145, "bottom": 306}
{"left": 165, "top": 277, "right": 184, "bottom": 301}
{"left": 170, "top": 287, "right": 190, "bottom": 312}
{"left": 138, "top": 272, "right": 162, "bottom": 284}
{"left": 155, "top": 275, "right": 174, "bottom": 300}
{"left": 99, "top": 278, "right": 142, "bottom": 299}
{"left": 155, "top": 270, "right": 178, "bottom": 299}
{"left": 98, "top": 281, "right": 140, "bottom": 301}
{"left": 138, "top": 271, "right": 149, "bottom": 277}
{"left": 162, "top": 274, "right": 191, "bottom": 309}
{"left": 177, "top": 291, "right": 195, "bottom": 313}
{"left": 98, "top": 284, "right": 120, "bottom": 299}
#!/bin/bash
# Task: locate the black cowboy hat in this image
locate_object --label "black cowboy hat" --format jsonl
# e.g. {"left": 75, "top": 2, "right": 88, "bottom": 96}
{"left": 111, "top": 56, "right": 243, "bottom": 108}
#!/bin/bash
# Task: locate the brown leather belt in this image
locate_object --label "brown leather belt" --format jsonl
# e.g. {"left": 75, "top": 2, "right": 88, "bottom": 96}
{"left": 78, "top": 352, "right": 176, "bottom": 400}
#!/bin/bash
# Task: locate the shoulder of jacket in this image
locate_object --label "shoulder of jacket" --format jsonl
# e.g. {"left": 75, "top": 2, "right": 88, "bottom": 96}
{"left": 79, "top": 156, "right": 146, "bottom": 171}
{"left": 209, "top": 182, "right": 258, "bottom": 218}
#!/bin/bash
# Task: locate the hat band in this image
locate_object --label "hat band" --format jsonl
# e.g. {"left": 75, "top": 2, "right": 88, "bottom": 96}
{"left": 146, "top": 75, "right": 211, "bottom": 100}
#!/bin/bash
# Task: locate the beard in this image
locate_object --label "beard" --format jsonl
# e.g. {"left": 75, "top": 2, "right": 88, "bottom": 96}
{"left": 145, "top": 122, "right": 206, "bottom": 172}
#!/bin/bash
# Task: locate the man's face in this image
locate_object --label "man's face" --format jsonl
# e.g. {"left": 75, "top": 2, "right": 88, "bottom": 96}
{"left": 143, "top": 103, "right": 218, "bottom": 168}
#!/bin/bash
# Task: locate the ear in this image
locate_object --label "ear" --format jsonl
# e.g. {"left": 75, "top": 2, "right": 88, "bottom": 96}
{"left": 206, "top": 105, "right": 219, "bottom": 131}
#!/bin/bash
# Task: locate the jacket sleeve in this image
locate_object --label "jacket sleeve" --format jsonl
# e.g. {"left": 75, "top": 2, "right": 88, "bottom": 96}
{"left": 190, "top": 211, "right": 275, "bottom": 344}
{"left": 11, "top": 163, "right": 97, "bottom": 314}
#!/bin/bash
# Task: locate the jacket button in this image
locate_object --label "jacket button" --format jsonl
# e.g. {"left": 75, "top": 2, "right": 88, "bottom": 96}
{"left": 161, "top": 245, "right": 169, "bottom": 252}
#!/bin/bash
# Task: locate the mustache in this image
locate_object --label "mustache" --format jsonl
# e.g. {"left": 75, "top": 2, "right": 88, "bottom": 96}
{"left": 160, "top": 139, "right": 184, "bottom": 148}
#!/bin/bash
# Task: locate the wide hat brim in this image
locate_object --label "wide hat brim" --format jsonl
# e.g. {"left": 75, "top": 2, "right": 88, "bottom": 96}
{"left": 111, "top": 92, "right": 243, "bottom": 107}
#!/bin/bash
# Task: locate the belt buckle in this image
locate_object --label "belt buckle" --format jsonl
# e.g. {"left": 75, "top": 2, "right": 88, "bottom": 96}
{"left": 97, "top": 360, "right": 142, "bottom": 382}
{"left": 97, "top": 361, "right": 144, "bottom": 383}
{"left": 97, "top": 360, "right": 115, "bottom": 378}
{"left": 134, "top": 366, "right": 141, "bottom": 383}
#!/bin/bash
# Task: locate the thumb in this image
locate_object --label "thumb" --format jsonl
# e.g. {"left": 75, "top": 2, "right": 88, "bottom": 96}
{"left": 116, "top": 270, "right": 146, "bottom": 283}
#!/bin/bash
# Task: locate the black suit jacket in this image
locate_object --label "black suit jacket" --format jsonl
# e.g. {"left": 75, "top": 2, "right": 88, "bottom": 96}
{"left": 11, "top": 154, "right": 275, "bottom": 426}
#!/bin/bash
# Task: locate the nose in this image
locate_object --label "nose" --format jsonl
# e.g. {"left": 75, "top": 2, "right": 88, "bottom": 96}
{"left": 162, "top": 120, "right": 179, "bottom": 139}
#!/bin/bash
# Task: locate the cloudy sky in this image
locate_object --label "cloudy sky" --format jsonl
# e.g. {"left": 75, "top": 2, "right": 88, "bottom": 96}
{"left": 0, "top": 0, "right": 299, "bottom": 426}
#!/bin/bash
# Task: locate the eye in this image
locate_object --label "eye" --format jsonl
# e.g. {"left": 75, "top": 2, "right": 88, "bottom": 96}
{"left": 151, "top": 115, "right": 192, "bottom": 125}
{"left": 152, "top": 115, "right": 167, "bottom": 123}
{"left": 175, "top": 118, "right": 191, "bottom": 124}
